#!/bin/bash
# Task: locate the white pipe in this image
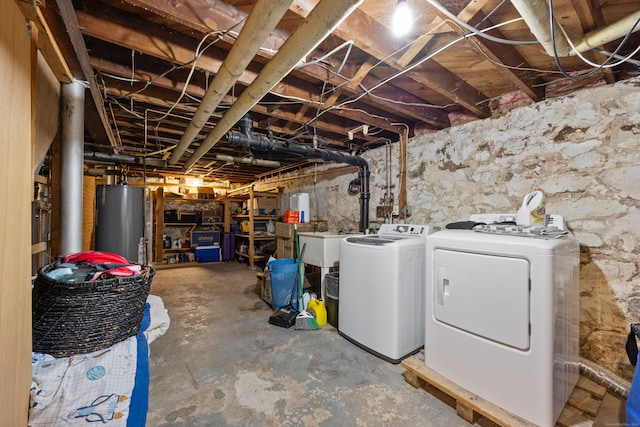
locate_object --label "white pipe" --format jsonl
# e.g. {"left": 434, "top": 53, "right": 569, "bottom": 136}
{"left": 168, "top": 0, "right": 293, "bottom": 165}
{"left": 183, "top": 0, "right": 364, "bottom": 170}
{"left": 571, "top": 10, "right": 640, "bottom": 55}
{"left": 215, "top": 154, "right": 281, "bottom": 168}
{"left": 510, "top": 0, "right": 572, "bottom": 57}
{"left": 60, "top": 81, "right": 85, "bottom": 256}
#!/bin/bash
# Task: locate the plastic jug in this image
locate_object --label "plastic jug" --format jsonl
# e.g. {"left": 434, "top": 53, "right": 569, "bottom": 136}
{"left": 302, "top": 290, "right": 311, "bottom": 311}
{"left": 516, "top": 188, "right": 546, "bottom": 226}
{"left": 290, "top": 193, "right": 310, "bottom": 223}
{"left": 307, "top": 299, "right": 327, "bottom": 326}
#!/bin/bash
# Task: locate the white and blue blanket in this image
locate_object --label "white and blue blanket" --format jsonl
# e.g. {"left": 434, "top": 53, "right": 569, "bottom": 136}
{"left": 29, "top": 295, "right": 169, "bottom": 426}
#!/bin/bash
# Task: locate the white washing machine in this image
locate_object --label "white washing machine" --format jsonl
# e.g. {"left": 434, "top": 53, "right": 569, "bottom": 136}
{"left": 339, "top": 223, "right": 432, "bottom": 363}
{"left": 425, "top": 214, "right": 579, "bottom": 427}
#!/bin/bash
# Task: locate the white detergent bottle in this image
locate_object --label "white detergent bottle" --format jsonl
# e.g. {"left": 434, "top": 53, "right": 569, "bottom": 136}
{"left": 516, "top": 187, "right": 546, "bottom": 226}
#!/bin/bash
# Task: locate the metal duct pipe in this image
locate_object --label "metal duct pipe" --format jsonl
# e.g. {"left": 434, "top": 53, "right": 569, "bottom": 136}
{"left": 578, "top": 357, "right": 630, "bottom": 399}
{"left": 168, "top": 0, "right": 293, "bottom": 165}
{"left": 60, "top": 81, "right": 85, "bottom": 256}
{"left": 184, "top": 0, "right": 364, "bottom": 170}
{"left": 85, "top": 168, "right": 106, "bottom": 177}
{"left": 84, "top": 168, "right": 121, "bottom": 177}
{"left": 215, "top": 154, "right": 281, "bottom": 168}
{"left": 84, "top": 152, "right": 168, "bottom": 169}
{"left": 510, "top": 0, "right": 571, "bottom": 57}
{"left": 230, "top": 117, "right": 368, "bottom": 168}
{"left": 228, "top": 115, "right": 370, "bottom": 231}
{"left": 571, "top": 10, "right": 640, "bottom": 55}
{"left": 86, "top": 151, "right": 135, "bottom": 163}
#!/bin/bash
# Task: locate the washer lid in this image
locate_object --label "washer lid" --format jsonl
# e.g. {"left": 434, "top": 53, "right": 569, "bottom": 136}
{"left": 345, "top": 235, "right": 403, "bottom": 245}
{"left": 432, "top": 248, "right": 531, "bottom": 351}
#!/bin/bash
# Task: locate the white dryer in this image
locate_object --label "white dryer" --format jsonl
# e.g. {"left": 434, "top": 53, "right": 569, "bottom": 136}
{"left": 425, "top": 214, "right": 579, "bottom": 427}
{"left": 339, "top": 223, "right": 432, "bottom": 363}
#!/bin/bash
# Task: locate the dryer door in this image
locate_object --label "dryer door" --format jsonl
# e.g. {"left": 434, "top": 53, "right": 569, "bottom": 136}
{"left": 432, "top": 249, "right": 530, "bottom": 350}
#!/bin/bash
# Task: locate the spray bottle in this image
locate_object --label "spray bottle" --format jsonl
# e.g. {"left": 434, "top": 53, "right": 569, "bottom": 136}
{"left": 516, "top": 187, "right": 546, "bottom": 226}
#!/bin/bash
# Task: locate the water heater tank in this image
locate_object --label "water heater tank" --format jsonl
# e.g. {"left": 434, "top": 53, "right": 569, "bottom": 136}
{"left": 95, "top": 185, "right": 144, "bottom": 263}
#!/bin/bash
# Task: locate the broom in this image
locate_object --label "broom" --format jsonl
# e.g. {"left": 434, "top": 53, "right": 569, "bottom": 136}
{"left": 294, "top": 226, "right": 320, "bottom": 330}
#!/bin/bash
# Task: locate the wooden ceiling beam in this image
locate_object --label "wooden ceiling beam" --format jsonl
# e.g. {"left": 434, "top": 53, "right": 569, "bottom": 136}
{"left": 102, "top": 81, "right": 382, "bottom": 150}
{"left": 292, "top": 2, "right": 490, "bottom": 117}
{"left": 53, "top": 0, "right": 120, "bottom": 149}
{"left": 15, "top": 0, "right": 74, "bottom": 83}
{"left": 77, "top": 7, "right": 409, "bottom": 135}
{"left": 115, "top": 0, "right": 287, "bottom": 55}
{"left": 445, "top": 10, "right": 546, "bottom": 101}
{"left": 96, "top": 55, "right": 401, "bottom": 142}
{"left": 90, "top": 0, "right": 449, "bottom": 128}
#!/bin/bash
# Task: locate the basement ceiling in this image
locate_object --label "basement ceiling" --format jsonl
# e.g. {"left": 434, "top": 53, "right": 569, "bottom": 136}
{"left": 23, "top": 0, "right": 640, "bottom": 184}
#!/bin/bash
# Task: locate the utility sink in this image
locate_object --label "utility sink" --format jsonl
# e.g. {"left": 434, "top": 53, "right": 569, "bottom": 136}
{"left": 298, "top": 232, "right": 360, "bottom": 267}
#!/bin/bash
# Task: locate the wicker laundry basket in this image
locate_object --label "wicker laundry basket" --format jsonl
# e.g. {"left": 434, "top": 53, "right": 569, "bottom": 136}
{"left": 32, "top": 262, "right": 155, "bottom": 357}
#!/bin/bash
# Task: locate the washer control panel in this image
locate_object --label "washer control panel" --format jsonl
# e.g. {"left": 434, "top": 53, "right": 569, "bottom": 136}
{"left": 378, "top": 223, "right": 432, "bottom": 237}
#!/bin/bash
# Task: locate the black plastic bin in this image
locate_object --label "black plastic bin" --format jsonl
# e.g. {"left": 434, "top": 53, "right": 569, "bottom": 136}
{"left": 325, "top": 272, "right": 339, "bottom": 328}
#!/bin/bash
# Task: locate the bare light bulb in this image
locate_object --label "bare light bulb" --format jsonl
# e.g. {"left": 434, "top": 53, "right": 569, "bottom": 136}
{"left": 391, "top": 0, "right": 413, "bottom": 37}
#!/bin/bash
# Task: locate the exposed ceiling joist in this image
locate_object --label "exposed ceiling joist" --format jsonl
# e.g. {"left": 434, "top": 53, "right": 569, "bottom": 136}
{"left": 21, "top": 0, "right": 640, "bottom": 184}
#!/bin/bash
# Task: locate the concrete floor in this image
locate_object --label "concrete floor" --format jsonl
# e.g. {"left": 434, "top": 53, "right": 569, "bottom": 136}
{"left": 146, "top": 261, "right": 471, "bottom": 426}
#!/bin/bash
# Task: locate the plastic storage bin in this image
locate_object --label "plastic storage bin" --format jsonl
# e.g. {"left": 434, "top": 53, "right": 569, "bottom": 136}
{"left": 268, "top": 258, "right": 299, "bottom": 309}
{"left": 195, "top": 246, "right": 221, "bottom": 262}
{"left": 325, "top": 272, "right": 339, "bottom": 328}
{"left": 222, "top": 232, "right": 235, "bottom": 261}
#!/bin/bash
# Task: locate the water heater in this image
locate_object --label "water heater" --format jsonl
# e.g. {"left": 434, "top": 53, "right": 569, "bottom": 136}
{"left": 95, "top": 185, "right": 144, "bottom": 263}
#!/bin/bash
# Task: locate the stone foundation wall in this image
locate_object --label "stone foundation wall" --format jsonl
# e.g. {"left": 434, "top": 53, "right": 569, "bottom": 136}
{"left": 271, "top": 77, "right": 640, "bottom": 379}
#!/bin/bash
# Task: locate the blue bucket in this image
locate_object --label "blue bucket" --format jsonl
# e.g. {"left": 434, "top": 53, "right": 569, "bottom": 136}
{"left": 268, "top": 258, "right": 299, "bottom": 309}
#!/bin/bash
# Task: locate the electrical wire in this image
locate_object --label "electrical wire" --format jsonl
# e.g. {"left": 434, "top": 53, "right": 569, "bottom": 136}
{"left": 294, "top": 40, "right": 354, "bottom": 71}
{"left": 424, "top": 0, "right": 539, "bottom": 46}
{"left": 549, "top": 0, "right": 640, "bottom": 79}
{"left": 293, "top": 15, "right": 531, "bottom": 134}
{"left": 557, "top": 17, "right": 640, "bottom": 69}
{"left": 150, "top": 29, "right": 230, "bottom": 123}
{"left": 97, "top": 17, "right": 246, "bottom": 125}
{"left": 260, "top": 19, "right": 456, "bottom": 136}
{"left": 599, "top": 50, "right": 640, "bottom": 67}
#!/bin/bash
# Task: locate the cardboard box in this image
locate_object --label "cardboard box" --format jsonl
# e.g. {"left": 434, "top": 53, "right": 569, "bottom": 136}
{"left": 303, "top": 271, "right": 321, "bottom": 294}
{"left": 275, "top": 222, "right": 318, "bottom": 239}
{"left": 275, "top": 221, "right": 327, "bottom": 258}
{"left": 277, "top": 237, "right": 295, "bottom": 259}
{"left": 197, "top": 186, "right": 215, "bottom": 199}
{"left": 240, "top": 221, "right": 268, "bottom": 233}
{"left": 253, "top": 197, "right": 278, "bottom": 215}
{"left": 191, "top": 230, "right": 220, "bottom": 247}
